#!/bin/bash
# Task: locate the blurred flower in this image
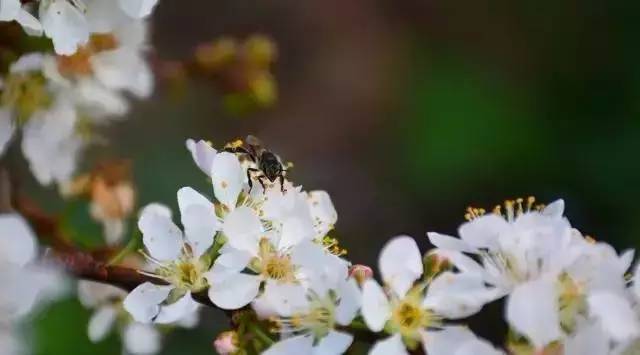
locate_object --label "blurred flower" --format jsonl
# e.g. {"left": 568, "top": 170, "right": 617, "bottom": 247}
{"left": 213, "top": 331, "right": 239, "bottom": 355}
{"left": 0, "top": 212, "right": 66, "bottom": 355}
{"left": 0, "top": 212, "right": 66, "bottom": 320}
{"left": 79, "top": 280, "right": 198, "bottom": 355}
{"left": 43, "top": 20, "right": 153, "bottom": 117}
{"left": 1, "top": 0, "right": 158, "bottom": 55}
{"left": 192, "top": 34, "right": 278, "bottom": 112}
{"left": 65, "top": 159, "right": 136, "bottom": 245}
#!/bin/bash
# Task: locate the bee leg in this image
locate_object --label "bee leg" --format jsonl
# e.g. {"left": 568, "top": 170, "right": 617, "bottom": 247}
{"left": 279, "top": 175, "right": 286, "bottom": 193}
{"left": 257, "top": 175, "right": 267, "bottom": 192}
{"left": 246, "top": 168, "right": 260, "bottom": 192}
{"left": 224, "top": 147, "right": 257, "bottom": 163}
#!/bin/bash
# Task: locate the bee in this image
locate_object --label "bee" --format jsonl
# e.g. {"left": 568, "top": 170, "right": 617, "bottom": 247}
{"left": 224, "top": 135, "right": 288, "bottom": 192}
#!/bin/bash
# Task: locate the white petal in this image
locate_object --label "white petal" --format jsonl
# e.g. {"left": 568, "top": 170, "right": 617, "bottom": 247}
{"left": 361, "top": 279, "right": 391, "bottom": 332}
{"left": 379, "top": 236, "right": 423, "bottom": 297}
{"left": 506, "top": 278, "right": 561, "bottom": 349}
{"left": 424, "top": 271, "right": 492, "bottom": 319}
{"left": 0, "top": 108, "right": 14, "bottom": 155}
{"left": 422, "top": 327, "right": 476, "bottom": 355}
{"left": 83, "top": 0, "right": 127, "bottom": 32}
{"left": 428, "top": 232, "right": 475, "bottom": 253}
{"left": 186, "top": 139, "right": 217, "bottom": 176}
{"left": 208, "top": 273, "right": 261, "bottom": 310}
{"left": 307, "top": 190, "right": 338, "bottom": 236}
{"left": 458, "top": 214, "right": 509, "bottom": 250}
{"left": 40, "top": 0, "right": 89, "bottom": 55}
{"left": 211, "top": 152, "right": 244, "bottom": 208}
{"left": 542, "top": 199, "right": 565, "bottom": 218}
{"left": 178, "top": 188, "right": 218, "bottom": 257}
{"left": 335, "top": 278, "right": 362, "bottom": 326}
{"left": 139, "top": 203, "right": 172, "bottom": 219}
{"left": 369, "top": 334, "right": 408, "bottom": 355}
{"left": 206, "top": 248, "right": 253, "bottom": 282}
{"left": 261, "top": 281, "right": 309, "bottom": 316}
{"left": 118, "top": 0, "right": 158, "bottom": 18}
{"left": 222, "top": 206, "right": 263, "bottom": 255}
{"left": 177, "top": 186, "right": 214, "bottom": 214}
{"left": 15, "top": 9, "right": 42, "bottom": 36}
{"left": 587, "top": 291, "right": 640, "bottom": 342}
{"left": 634, "top": 262, "right": 640, "bottom": 301}
{"left": 138, "top": 206, "right": 183, "bottom": 262}
{"left": 263, "top": 334, "right": 314, "bottom": 355}
{"left": 9, "top": 52, "right": 44, "bottom": 73}
{"left": 430, "top": 250, "right": 484, "bottom": 276}
{"left": 564, "top": 322, "right": 609, "bottom": 355}
{"left": 454, "top": 338, "right": 505, "bottom": 355}
{"left": 313, "top": 330, "right": 353, "bottom": 355}
{"left": 0, "top": 214, "right": 37, "bottom": 266}
{"left": 123, "top": 282, "right": 172, "bottom": 323}
{"left": 0, "top": 0, "right": 20, "bottom": 21}
{"left": 123, "top": 323, "right": 161, "bottom": 355}
{"left": 154, "top": 292, "right": 199, "bottom": 324}
{"left": 73, "top": 79, "right": 129, "bottom": 117}
{"left": 279, "top": 214, "right": 316, "bottom": 250}
{"left": 87, "top": 305, "right": 117, "bottom": 342}
{"left": 77, "top": 281, "right": 126, "bottom": 308}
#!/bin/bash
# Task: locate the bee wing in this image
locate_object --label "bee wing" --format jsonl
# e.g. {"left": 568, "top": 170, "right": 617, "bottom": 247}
{"left": 245, "top": 135, "right": 263, "bottom": 147}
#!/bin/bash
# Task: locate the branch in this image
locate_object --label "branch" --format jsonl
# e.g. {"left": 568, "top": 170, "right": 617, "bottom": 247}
{"left": 14, "top": 193, "right": 218, "bottom": 307}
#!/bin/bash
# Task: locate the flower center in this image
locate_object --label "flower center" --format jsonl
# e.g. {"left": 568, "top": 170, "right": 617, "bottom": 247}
{"left": 155, "top": 258, "right": 209, "bottom": 293}
{"left": 255, "top": 238, "right": 297, "bottom": 282}
{"left": 557, "top": 273, "right": 586, "bottom": 332}
{"left": 57, "top": 33, "right": 119, "bottom": 77}
{"left": 1, "top": 73, "right": 51, "bottom": 123}
{"left": 270, "top": 294, "right": 336, "bottom": 340}
{"left": 388, "top": 288, "right": 437, "bottom": 341}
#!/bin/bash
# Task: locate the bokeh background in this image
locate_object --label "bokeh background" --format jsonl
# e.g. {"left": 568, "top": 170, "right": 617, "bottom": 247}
{"left": 13, "top": 0, "right": 640, "bottom": 353}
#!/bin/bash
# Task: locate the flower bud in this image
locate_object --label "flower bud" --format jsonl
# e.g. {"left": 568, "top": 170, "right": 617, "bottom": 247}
{"left": 349, "top": 264, "right": 373, "bottom": 285}
{"left": 213, "top": 331, "right": 239, "bottom": 355}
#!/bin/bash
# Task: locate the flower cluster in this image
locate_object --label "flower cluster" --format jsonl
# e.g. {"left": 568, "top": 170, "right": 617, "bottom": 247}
{"left": 0, "top": 0, "right": 156, "bottom": 187}
{"left": 114, "top": 138, "right": 640, "bottom": 355}
{"left": 428, "top": 198, "right": 640, "bottom": 354}
{"left": 119, "top": 138, "right": 503, "bottom": 354}
{"left": 0, "top": 0, "right": 158, "bottom": 55}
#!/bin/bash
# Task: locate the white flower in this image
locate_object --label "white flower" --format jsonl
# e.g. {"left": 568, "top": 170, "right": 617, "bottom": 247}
{"left": 361, "top": 236, "right": 489, "bottom": 355}
{"left": 123, "top": 192, "right": 218, "bottom": 324}
{"left": 0, "top": 0, "right": 42, "bottom": 35}
{"left": 263, "top": 277, "right": 361, "bottom": 355}
{"left": 206, "top": 205, "right": 331, "bottom": 310}
{"left": 429, "top": 198, "right": 638, "bottom": 349}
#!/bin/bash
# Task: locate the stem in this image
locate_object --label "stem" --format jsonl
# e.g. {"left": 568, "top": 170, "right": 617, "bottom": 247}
{"left": 248, "top": 324, "right": 274, "bottom": 346}
{"left": 107, "top": 230, "right": 141, "bottom": 266}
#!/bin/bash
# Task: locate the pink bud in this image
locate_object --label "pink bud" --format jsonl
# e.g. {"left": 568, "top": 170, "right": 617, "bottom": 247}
{"left": 213, "top": 331, "right": 238, "bottom": 354}
{"left": 349, "top": 264, "right": 373, "bottom": 284}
